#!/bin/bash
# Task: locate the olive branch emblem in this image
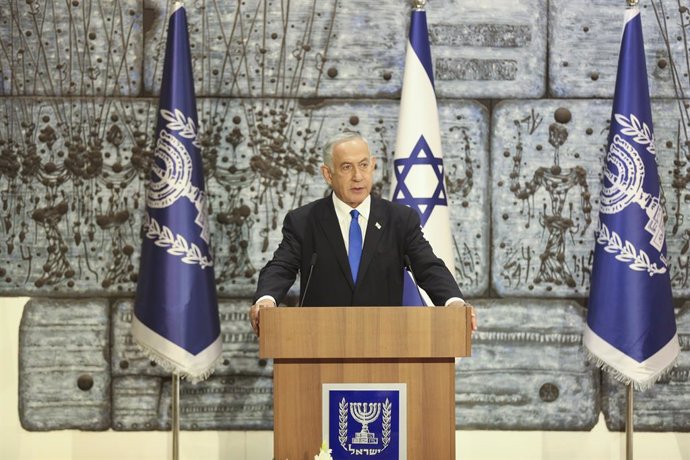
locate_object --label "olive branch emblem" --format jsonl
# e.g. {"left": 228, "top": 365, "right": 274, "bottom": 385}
{"left": 614, "top": 113, "right": 656, "bottom": 155}
{"left": 596, "top": 223, "right": 666, "bottom": 275}
{"left": 144, "top": 213, "right": 213, "bottom": 269}
{"left": 160, "top": 108, "right": 202, "bottom": 148}
{"left": 338, "top": 398, "right": 349, "bottom": 448}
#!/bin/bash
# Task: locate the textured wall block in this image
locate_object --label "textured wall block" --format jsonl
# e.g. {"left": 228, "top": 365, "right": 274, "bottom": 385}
{"left": 601, "top": 305, "right": 690, "bottom": 432}
{"left": 550, "top": 0, "right": 690, "bottom": 98}
{"left": 18, "top": 298, "right": 111, "bottom": 430}
{"left": 111, "top": 376, "right": 166, "bottom": 430}
{"left": 143, "top": 0, "right": 545, "bottom": 98}
{"left": 0, "top": 98, "right": 154, "bottom": 296}
{"left": 0, "top": 98, "right": 488, "bottom": 297}
{"left": 112, "top": 299, "right": 271, "bottom": 377}
{"left": 428, "top": 0, "right": 546, "bottom": 98}
{"left": 0, "top": 0, "right": 142, "bottom": 96}
{"left": 455, "top": 299, "right": 599, "bottom": 430}
{"left": 492, "top": 99, "right": 690, "bottom": 297}
{"left": 112, "top": 375, "right": 273, "bottom": 430}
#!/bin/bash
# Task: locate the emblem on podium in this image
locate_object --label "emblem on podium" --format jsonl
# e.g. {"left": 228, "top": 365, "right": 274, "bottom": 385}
{"left": 323, "top": 384, "right": 407, "bottom": 459}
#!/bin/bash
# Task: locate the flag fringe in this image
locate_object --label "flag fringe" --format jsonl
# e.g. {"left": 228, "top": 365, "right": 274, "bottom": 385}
{"left": 584, "top": 348, "right": 679, "bottom": 391}
{"left": 133, "top": 337, "right": 222, "bottom": 384}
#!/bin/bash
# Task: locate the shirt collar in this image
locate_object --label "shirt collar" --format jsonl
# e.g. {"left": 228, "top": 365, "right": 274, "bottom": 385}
{"left": 332, "top": 193, "right": 371, "bottom": 221}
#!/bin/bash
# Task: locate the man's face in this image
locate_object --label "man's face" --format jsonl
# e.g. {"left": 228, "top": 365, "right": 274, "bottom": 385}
{"left": 321, "top": 137, "right": 376, "bottom": 208}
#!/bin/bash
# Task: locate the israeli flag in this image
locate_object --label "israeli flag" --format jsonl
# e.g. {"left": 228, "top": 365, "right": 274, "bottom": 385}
{"left": 584, "top": 6, "right": 679, "bottom": 389}
{"left": 132, "top": 2, "right": 221, "bottom": 383}
{"left": 390, "top": 5, "right": 455, "bottom": 306}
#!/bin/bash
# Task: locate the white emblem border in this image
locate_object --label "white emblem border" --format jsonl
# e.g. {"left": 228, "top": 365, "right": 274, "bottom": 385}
{"left": 322, "top": 383, "right": 407, "bottom": 460}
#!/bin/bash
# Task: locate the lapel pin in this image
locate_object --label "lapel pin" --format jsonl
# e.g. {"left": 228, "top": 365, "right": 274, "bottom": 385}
{"left": 375, "top": 222, "right": 381, "bottom": 230}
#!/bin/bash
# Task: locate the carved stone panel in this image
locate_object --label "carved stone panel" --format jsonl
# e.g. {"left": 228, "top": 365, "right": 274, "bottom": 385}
{"left": 0, "top": 98, "right": 154, "bottom": 296}
{"left": 18, "top": 298, "right": 111, "bottom": 431}
{"left": 0, "top": 0, "right": 142, "bottom": 96}
{"left": 492, "top": 99, "right": 690, "bottom": 297}
{"left": 0, "top": 98, "right": 489, "bottom": 297}
{"left": 143, "top": 0, "right": 546, "bottom": 99}
{"left": 455, "top": 299, "right": 600, "bottom": 430}
{"left": 549, "top": 0, "right": 690, "bottom": 98}
{"left": 600, "top": 305, "right": 690, "bottom": 432}
{"left": 112, "top": 374, "right": 273, "bottom": 430}
{"left": 428, "top": 0, "right": 546, "bottom": 98}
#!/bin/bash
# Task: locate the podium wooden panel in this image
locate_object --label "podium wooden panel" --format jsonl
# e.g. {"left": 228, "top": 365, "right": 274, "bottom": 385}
{"left": 260, "top": 306, "right": 472, "bottom": 460}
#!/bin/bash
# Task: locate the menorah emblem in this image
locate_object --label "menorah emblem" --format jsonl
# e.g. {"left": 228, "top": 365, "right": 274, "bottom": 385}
{"left": 148, "top": 128, "right": 210, "bottom": 243}
{"left": 350, "top": 402, "right": 381, "bottom": 444}
{"left": 601, "top": 133, "right": 664, "bottom": 251}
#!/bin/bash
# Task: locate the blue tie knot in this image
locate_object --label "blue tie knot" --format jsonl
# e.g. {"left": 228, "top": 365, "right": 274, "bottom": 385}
{"left": 350, "top": 209, "right": 360, "bottom": 220}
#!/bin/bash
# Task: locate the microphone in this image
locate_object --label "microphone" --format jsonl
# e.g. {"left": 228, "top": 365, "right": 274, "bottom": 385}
{"left": 404, "top": 254, "right": 427, "bottom": 306}
{"left": 299, "top": 253, "right": 318, "bottom": 307}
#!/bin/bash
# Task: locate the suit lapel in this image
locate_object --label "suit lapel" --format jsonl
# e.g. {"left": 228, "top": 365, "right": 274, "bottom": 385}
{"left": 357, "top": 197, "right": 385, "bottom": 284}
{"left": 317, "top": 196, "right": 355, "bottom": 289}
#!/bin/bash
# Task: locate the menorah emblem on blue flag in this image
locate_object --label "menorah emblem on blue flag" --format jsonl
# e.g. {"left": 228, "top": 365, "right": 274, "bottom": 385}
{"left": 323, "top": 384, "right": 407, "bottom": 460}
{"left": 390, "top": 3, "right": 455, "bottom": 306}
{"left": 131, "top": 2, "right": 221, "bottom": 383}
{"left": 584, "top": 5, "right": 679, "bottom": 389}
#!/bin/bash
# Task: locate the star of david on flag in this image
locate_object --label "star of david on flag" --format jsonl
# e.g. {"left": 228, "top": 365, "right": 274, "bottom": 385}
{"left": 584, "top": 5, "right": 679, "bottom": 389}
{"left": 132, "top": 2, "right": 221, "bottom": 383}
{"left": 392, "top": 135, "right": 448, "bottom": 227}
{"left": 390, "top": 4, "right": 456, "bottom": 306}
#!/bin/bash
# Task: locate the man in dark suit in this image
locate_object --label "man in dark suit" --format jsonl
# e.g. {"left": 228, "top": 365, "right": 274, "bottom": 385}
{"left": 249, "top": 132, "right": 476, "bottom": 335}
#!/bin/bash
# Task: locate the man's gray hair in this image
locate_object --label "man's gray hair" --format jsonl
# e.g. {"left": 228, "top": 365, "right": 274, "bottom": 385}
{"left": 322, "top": 131, "right": 370, "bottom": 168}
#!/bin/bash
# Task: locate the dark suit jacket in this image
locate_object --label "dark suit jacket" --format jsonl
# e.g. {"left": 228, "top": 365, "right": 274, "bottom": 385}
{"left": 253, "top": 195, "right": 462, "bottom": 306}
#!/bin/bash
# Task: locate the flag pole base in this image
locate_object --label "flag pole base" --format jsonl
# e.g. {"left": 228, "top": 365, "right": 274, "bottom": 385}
{"left": 626, "top": 382, "right": 633, "bottom": 460}
{"left": 172, "top": 373, "right": 180, "bottom": 460}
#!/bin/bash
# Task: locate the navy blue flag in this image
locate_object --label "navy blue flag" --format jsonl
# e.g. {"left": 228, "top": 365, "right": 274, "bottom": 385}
{"left": 584, "top": 6, "right": 679, "bottom": 389}
{"left": 132, "top": 2, "right": 221, "bottom": 383}
{"left": 391, "top": 4, "right": 455, "bottom": 306}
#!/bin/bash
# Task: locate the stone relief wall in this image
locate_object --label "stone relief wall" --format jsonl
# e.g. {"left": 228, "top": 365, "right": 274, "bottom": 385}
{"left": 3, "top": 0, "right": 690, "bottom": 431}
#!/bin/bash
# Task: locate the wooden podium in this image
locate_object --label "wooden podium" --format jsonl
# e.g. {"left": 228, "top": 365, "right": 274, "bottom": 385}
{"left": 260, "top": 306, "right": 472, "bottom": 460}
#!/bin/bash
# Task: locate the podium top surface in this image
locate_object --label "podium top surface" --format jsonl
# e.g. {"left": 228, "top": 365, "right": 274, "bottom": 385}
{"left": 259, "top": 306, "right": 471, "bottom": 359}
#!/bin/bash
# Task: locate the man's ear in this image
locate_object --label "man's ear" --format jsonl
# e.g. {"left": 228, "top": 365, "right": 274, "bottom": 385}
{"left": 321, "top": 164, "right": 332, "bottom": 186}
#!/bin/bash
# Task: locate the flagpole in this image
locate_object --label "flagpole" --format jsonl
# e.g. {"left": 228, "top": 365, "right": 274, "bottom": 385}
{"left": 626, "top": 382, "right": 633, "bottom": 460}
{"left": 623, "top": 1, "right": 638, "bottom": 458}
{"left": 172, "top": 373, "right": 180, "bottom": 460}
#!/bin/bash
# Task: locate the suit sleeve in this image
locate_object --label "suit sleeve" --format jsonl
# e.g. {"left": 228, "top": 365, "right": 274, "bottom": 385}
{"left": 252, "top": 211, "right": 302, "bottom": 304}
{"left": 402, "top": 208, "right": 462, "bottom": 305}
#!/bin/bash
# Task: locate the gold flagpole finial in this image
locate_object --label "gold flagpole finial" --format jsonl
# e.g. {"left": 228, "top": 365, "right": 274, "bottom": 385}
{"left": 412, "top": 0, "right": 426, "bottom": 10}
{"left": 626, "top": 0, "right": 639, "bottom": 7}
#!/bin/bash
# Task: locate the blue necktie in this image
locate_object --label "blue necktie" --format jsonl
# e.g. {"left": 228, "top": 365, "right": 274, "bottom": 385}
{"left": 349, "top": 209, "right": 362, "bottom": 283}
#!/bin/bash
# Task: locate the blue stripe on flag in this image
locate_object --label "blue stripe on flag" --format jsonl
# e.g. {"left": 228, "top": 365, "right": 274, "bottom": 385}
{"left": 402, "top": 271, "right": 425, "bottom": 306}
{"left": 409, "top": 10, "right": 434, "bottom": 88}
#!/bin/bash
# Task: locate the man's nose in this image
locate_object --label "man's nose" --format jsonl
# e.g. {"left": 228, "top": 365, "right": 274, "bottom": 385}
{"left": 352, "top": 168, "right": 363, "bottom": 181}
